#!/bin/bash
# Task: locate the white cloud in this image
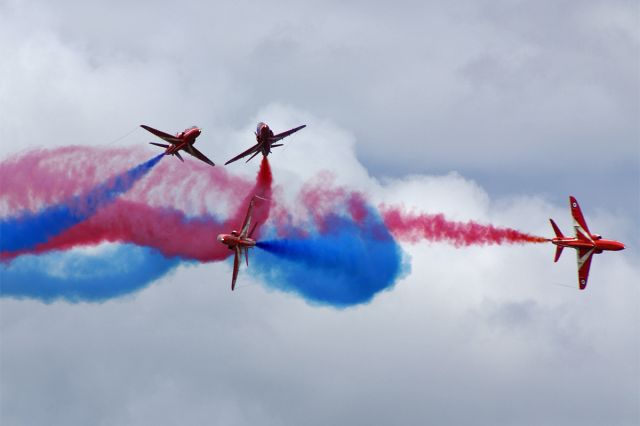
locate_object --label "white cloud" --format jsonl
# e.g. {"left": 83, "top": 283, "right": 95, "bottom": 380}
{"left": 3, "top": 104, "right": 638, "bottom": 425}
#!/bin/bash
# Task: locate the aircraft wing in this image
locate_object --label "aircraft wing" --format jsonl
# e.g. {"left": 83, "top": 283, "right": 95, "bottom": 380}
{"left": 140, "top": 125, "right": 181, "bottom": 143}
{"left": 570, "top": 196, "right": 592, "bottom": 241}
{"left": 231, "top": 246, "right": 241, "bottom": 291}
{"left": 185, "top": 145, "right": 215, "bottom": 167}
{"left": 270, "top": 124, "right": 306, "bottom": 142}
{"left": 576, "top": 247, "right": 595, "bottom": 290}
{"left": 225, "top": 143, "right": 260, "bottom": 165}
{"left": 240, "top": 198, "right": 255, "bottom": 238}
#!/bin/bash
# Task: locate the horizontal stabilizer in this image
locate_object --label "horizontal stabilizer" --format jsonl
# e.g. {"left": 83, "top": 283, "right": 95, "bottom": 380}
{"left": 149, "top": 142, "right": 170, "bottom": 149}
{"left": 554, "top": 246, "right": 564, "bottom": 263}
{"left": 549, "top": 218, "right": 564, "bottom": 238}
{"left": 245, "top": 151, "right": 260, "bottom": 163}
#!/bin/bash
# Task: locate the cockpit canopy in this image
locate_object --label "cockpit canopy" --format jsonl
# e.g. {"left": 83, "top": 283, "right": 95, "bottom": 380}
{"left": 592, "top": 234, "right": 602, "bottom": 240}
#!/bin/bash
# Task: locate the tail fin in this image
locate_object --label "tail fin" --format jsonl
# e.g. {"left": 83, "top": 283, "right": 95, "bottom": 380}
{"left": 549, "top": 218, "right": 564, "bottom": 238}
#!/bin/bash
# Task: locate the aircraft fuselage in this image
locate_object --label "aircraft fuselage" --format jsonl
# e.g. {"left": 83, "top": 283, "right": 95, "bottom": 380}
{"left": 256, "top": 122, "right": 275, "bottom": 156}
{"left": 551, "top": 237, "right": 625, "bottom": 253}
{"left": 165, "top": 127, "right": 201, "bottom": 155}
{"left": 216, "top": 233, "right": 256, "bottom": 250}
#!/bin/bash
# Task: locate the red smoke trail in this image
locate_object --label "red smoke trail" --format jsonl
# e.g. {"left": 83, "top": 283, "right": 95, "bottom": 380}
{"left": 381, "top": 206, "right": 547, "bottom": 246}
{"left": 2, "top": 149, "right": 273, "bottom": 261}
{"left": 0, "top": 146, "right": 260, "bottom": 218}
{"left": 248, "top": 156, "right": 273, "bottom": 237}
{"left": 245, "top": 169, "right": 545, "bottom": 248}
{"left": 28, "top": 201, "right": 231, "bottom": 261}
{"left": 296, "top": 172, "right": 369, "bottom": 234}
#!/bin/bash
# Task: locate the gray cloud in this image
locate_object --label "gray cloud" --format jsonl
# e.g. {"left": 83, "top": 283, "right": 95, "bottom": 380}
{"left": 2, "top": 0, "right": 637, "bottom": 217}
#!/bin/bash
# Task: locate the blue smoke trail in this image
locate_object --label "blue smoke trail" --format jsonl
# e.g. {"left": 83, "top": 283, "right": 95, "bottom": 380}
{"left": 0, "top": 244, "right": 180, "bottom": 302}
{"left": 253, "top": 210, "right": 408, "bottom": 307}
{"left": 0, "top": 154, "right": 163, "bottom": 252}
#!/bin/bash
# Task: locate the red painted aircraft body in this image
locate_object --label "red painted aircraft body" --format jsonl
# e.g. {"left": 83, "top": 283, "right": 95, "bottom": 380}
{"left": 217, "top": 196, "right": 262, "bottom": 290}
{"left": 549, "top": 196, "right": 625, "bottom": 290}
{"left": 141, "top": 124, "right": 215, "bottom": 166}
{"left": 225, "top": 122, "right": 306, "bottom": 165}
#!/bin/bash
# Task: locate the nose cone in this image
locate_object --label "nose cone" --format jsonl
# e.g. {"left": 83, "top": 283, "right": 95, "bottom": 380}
{"left": 607, "top": 240, "right": 626, "bottom": 251}
{"left": 216, "top": 234, "right": 224, "bottom": 243}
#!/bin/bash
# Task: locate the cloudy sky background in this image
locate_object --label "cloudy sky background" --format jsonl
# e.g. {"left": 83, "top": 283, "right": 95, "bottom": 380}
{"left": 1, "top": 0, "right": 639, "bottom": 425}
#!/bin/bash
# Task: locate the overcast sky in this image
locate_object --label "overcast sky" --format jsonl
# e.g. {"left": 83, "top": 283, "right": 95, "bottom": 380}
{"left": 1, "top": 1, "right": 639, "bottom": 425}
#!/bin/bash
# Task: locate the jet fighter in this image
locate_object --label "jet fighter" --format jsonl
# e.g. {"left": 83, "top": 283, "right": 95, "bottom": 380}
{"left": 217, "top": 196, "right": 264, "bottom": 290}
{"left": 549, "top": 196, "right": 625, "bottom": 290}
{"left": 141, "top": 124, "right": 215, "bottom": 166}
{"left": 225, "top": 122, "right": 306, "bottom": 165}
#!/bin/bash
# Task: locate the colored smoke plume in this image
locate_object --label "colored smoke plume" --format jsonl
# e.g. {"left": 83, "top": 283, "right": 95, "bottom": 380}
{"left": 1, "top": 149, "right": 272, "bottom": 302}
{"left": 1, "top": 153, "right": 163, "bottom": 253}
{"left": 1, "top": 145, "right": 545, "bottom": 305}
{"left": 2, "top": 153, "right": 273, "bottom": 263}
{"left": 381, "top": 206, "right": 547, "bottom": 246}
{"left": 254, "top": 176, "right": 406, "bottom": 306}
{"left": 0, "top": 146, "right": 152, "bottom": 214}
{"left": 1, "top": 245, "right": 179, "bottom": 303}
{"left": 33, "top": 155, "right": 272, "bottom": 261}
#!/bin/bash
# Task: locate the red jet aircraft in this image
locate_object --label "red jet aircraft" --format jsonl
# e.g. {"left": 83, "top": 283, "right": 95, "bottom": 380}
{"left": 549, "top": 196, "right": 625, "bottom": 290}
{"left": 217, "top": 196, "right": 265, "bottom": 290}
{"left": 141, "top": 124, "right": 215, "bottom": 166}
{"left": 225, "top": 122, "right": 306, "bottom": 165}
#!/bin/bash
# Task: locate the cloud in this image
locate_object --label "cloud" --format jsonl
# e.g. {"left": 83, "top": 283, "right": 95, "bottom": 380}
{"left": 2, "top": 104, "right": 638, "bottom": 425}
{"left": 1, "top": 1, "right": 638, "bottom": 425}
